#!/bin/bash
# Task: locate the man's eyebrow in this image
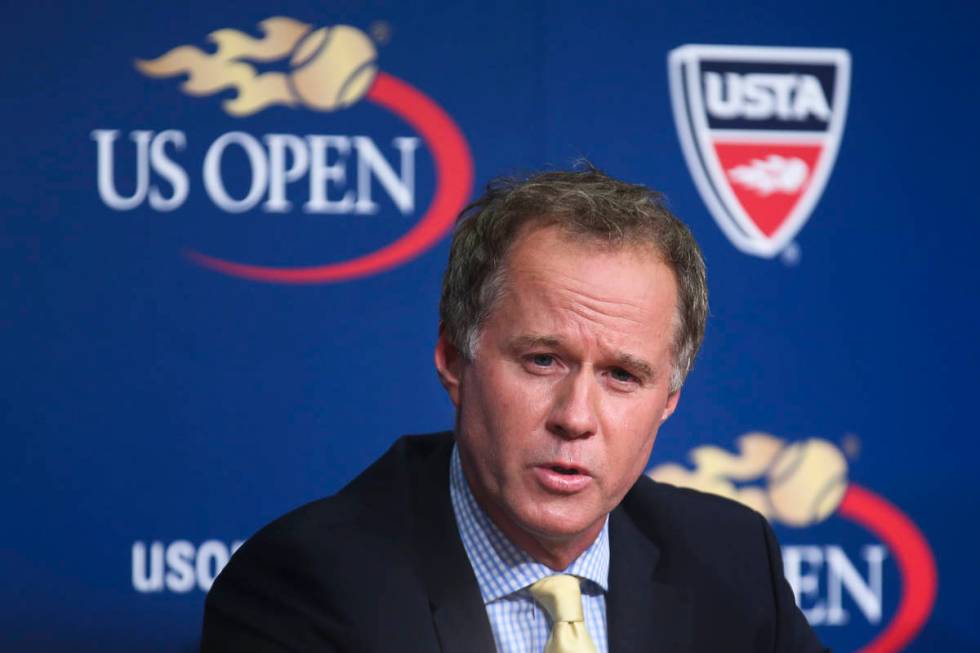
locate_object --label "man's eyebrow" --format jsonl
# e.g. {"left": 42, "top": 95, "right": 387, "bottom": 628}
{"left": 507, "top": 334, "right": 563, "bottom": 351}
{"left": 610, "top": 352, "right": 655, "bottom": 383}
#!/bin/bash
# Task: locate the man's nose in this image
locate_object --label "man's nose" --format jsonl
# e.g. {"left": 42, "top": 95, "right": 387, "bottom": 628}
{"left": 546, "top": 369, "right": 598, "bottom": 440}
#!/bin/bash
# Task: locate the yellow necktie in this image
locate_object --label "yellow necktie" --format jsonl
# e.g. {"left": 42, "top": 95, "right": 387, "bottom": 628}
{"left": 529, "top": 575, "right": 598, "bottom": 653}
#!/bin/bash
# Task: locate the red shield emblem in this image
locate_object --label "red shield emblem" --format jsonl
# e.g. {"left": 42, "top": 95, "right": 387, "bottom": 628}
{"left": 669, "top": 45, "right": 850, "bottom": 257}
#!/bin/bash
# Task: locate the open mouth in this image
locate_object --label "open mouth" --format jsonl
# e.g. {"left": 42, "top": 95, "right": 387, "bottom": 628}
{"left": 535, "top": 463, "right": 592, "bottom": 493}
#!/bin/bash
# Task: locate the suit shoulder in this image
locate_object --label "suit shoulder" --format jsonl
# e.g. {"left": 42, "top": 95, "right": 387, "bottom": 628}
{"left": 220, "top": 431, "right": 452, "bottom": 569}
{"left": 619, "top": 477, "right": 828, "bottom": 652}
{"left": 202, "top": 433, "right": 453, "bottom": 650}
{"left": 621, "top": 477, "right": 775, "bottom": 616}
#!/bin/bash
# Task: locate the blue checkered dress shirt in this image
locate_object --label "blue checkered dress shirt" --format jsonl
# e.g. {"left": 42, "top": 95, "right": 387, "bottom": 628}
{"left": 449, "top": 445, "right": 609, "bottom": 653}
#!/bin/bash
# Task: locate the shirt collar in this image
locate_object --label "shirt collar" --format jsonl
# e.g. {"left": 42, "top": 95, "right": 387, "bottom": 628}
{"left": 449, "top": 443, "right": 610, "bottom": 604}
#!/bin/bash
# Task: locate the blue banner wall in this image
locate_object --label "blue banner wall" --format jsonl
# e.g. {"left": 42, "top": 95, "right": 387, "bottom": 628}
{"left": 3, "top": 1, "right": 978, "bottom": 651}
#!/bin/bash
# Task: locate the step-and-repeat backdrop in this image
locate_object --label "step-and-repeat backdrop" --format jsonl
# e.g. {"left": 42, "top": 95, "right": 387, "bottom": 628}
{"left": 3, "top": 2, "right": 978, "bottom": 651}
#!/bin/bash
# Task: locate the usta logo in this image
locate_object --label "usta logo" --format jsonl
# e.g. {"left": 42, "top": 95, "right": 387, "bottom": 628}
{"left": 669, "top": 45, "right": 850, "bottom": 258}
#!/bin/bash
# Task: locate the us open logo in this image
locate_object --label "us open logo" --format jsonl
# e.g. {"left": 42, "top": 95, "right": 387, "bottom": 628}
{"left": 92, "top": 17, "right": 472, "bottom": 283}
{"left": 649, "top": 434, "right": 937, "bottom": 652}
{"left": 668, "top": 45, "right": 850, "bottom": 258}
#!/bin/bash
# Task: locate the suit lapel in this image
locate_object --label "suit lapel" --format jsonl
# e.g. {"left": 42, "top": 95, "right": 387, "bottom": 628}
{"left": 607, "top": 506, "right": 693, "bottom": 653}
{"left": 410, "top": 436, "right": 497, "bottom": 653}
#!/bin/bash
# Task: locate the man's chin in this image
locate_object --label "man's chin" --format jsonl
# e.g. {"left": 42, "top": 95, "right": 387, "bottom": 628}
{"left": 482, "top": 491, "right": 606, "bottom": 557}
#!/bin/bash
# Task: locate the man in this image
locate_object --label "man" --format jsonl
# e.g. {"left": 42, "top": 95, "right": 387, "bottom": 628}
{"left": 202, "top": 168, "right": 827, "bottom": 652}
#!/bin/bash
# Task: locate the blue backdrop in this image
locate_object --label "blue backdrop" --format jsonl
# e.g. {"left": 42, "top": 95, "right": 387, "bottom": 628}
{"left": 3, "top": 1, "right": 978, "bottom": 651}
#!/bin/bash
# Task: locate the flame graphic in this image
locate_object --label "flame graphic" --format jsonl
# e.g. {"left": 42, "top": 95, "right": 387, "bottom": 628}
{"left": 136, "top": 17, "right": 379, "bottom": 116}
{"left": 649, "top": 433, "right": 849, "bottom": 527}
{"left": 727, "top": 155, "right": 809, "bottom": 196}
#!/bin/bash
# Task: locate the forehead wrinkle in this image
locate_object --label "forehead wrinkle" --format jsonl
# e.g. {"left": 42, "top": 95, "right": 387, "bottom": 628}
{"left": 523, "top": 267, "right": 659, "bottom": 325}
{"left": 503, "top": 265, "right": 674, "bottom": 346}
{"left": 564, "top": 294, "right": 653, "bottom": 332}
{"left": 552, "top": 284, "right": 675, "bottom": 350}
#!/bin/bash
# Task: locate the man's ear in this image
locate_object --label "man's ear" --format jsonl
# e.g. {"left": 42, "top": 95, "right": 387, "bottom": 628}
{"left": 434, "top": 329, "right": 464, "bottom": 407}
{"left": 661, "top": 388, "right": 682, "bottom": 423}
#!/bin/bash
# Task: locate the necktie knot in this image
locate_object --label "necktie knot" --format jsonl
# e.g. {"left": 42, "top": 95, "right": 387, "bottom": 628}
{"left": 529, "top": 574, "right": 585, "bottom": 623}
{"left": 529, "top": 574, "right": 597, "bottom": 653}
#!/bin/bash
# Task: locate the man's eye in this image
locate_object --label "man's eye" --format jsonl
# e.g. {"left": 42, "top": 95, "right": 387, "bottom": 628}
{"left": 610, "top": 367, "right": 637, "bottom": 383}
{"left": 529, "top": 354, "right": 555, "bottom": 367}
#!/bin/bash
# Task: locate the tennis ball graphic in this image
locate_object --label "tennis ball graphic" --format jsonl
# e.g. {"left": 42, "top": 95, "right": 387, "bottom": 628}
{"left": 289, "top": 25, "right": 378, "bottom": 111}
{"left": 766, "top": 439, "right": 848, "bottom": 527}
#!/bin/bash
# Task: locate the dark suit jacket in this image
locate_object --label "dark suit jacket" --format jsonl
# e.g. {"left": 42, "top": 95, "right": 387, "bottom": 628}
{"left": 201, "top": 433, "right": 827, "bottom": 652}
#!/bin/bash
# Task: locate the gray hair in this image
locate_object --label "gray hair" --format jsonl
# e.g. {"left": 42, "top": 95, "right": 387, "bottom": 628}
{"left": 439, "top": 166, "right": 708, "bottom": 392}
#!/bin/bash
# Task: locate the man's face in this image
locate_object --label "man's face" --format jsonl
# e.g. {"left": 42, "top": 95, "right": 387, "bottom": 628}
{"left": 436, "top": 224, "right": 682, "bottom": 560}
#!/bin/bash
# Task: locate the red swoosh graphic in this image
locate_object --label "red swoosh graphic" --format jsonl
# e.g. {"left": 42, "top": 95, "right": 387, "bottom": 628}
{"left": 837, "top": 484, "right": 938, "bottom": 653}
{"left": 185, "top": 72, "right": 473, "bottom": 283}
